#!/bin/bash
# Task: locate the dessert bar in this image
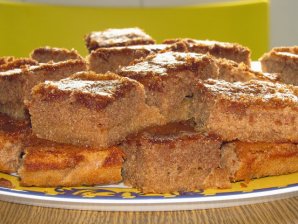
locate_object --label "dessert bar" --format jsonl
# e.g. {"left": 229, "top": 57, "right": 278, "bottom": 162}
{"left": 31, "top": 46, "right": 83, "bottom": 63}
{"left": 0, "top": 59, "right": 87, "bottom": 119}
{"left": 122, "top": 122, "right": 230, "bottom": 193}
{"left": 164, "top": 38, "right": 251, "bottom": 66}
{"left": 0, "top": 57, "right": 38, "bottom": 72}
{"left": 214, "top": 57, "right": 279, "bottom": 82}
{"left": 85, "top": 27, "right": 155, "bottom": 52}
{"left": 119, "top": 51, "right": 219, "bottom": 123}
{"left": 194, "top": 79, "right": 298, "bottom": 142}
{"left": 29, "top": 71, "right": 163, "bottom": 147}
{"left": 88, "top": 44, "right": 167, "bottom": 73}
{"left": 259, "top": 46, "right": 298, "bottom": 85}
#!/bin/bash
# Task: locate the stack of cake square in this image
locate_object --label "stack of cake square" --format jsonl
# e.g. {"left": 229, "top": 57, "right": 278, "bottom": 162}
{"left": 0, "top": 27, "right": 297, "bottom": 194}
{"left": 0, "top": 112, "right": 125, "bottom": 187}
{"left": 194, "top": 79, "right": 298, "bottom": 182}
{"left": 31, "top": 30, "right": 264, "bottom": 192}
{"left": 0, "top": 47, "right": 125, "bottom": 187}
{"left": 0, "top": 58, "right": 86, "bottom": 119}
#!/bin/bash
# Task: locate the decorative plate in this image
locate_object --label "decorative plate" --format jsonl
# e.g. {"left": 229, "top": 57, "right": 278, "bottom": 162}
{"left": 0, "top": 172, "right": 297, "bottom": 211}
{"left": 0, "top": 62, "right": 296, "bottom": 211}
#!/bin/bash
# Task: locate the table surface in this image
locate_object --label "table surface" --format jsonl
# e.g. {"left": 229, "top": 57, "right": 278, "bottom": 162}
{"left": 0, "top": 197, "right": 297, "bottom": 224}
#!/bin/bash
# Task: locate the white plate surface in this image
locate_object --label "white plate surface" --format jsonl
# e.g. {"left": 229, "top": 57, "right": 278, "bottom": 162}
{"left": 0, "top": 172, "right": 297, "bottom": 211}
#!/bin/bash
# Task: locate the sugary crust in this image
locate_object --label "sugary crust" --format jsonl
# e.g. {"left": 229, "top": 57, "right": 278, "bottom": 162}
{"left": 163, "top": 38, "right": 251, "bottom": 65}
{"left": 261, "top": 46, "right": 298, "bottom": 60}
{"left": 88, "top": 44, "right": 167, "bottom": 73}
{"left": 197, "top": 79, "right": 298, "bottom": 109}
{"left": 0, "top": 59, "right": 86, "bottom": 81}
{"left": 31, "top": 46, "right": 83, "bottom": 63}
{"left": 0, "top": 58, "right": 38, "bottom": 72}
{"left": 85, "top": 27, "right": 155, "bottom": 52}
{"left": 214, "top": 58, "right": 279, "bottom": 82}
{"left": 260, "top": 46, "right": 298, "bottom": 67}
{"left": 31, "top": 71, "right": 142, "bottom": 111}
{"left": 27, "top": 59, "right": 86, "bottom": 78}
{"left": 89, "top": 44, "right": 167, "bottom": 58}
{"left": 259, "top": 46, "right": 298, "bottom": 85}
{"left": 221, "top": 141, "right": 298, "bottom": 181}
{"left": 120, "top": 51, "right": 218, "bottom": 91}
{"left": 0, "top": 56, "right": 14, "bottom": 66}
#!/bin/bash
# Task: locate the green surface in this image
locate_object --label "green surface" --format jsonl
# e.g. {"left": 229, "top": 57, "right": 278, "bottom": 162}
{"left": 0, "top": 0, "right": 268, "bottom": 59}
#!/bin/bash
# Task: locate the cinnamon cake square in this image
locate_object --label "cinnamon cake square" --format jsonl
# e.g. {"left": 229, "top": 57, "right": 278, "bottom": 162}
{"left": 29, "top": 71, "right": 163, "bottom": 148}
{"left": 85, "top": 27, "right": 155, "bottom": 52}
{"left": 214, "top": 58, "right": 279, "bottom": 82}
{"left": 221, "top": 141, "right": 298, "bottom": 181}
{"left": 194, "top": 79, "right": 298, "bottom": 143}
{"left": 31, "top": 46, "right": 83, "bottom": 63}
{"left": 259, "top": 46, "right": 298, "bottom": 85}
{"left": 164, "top": 41, "right": 275, "bottom": 82}
{"left": 0, "top": 114, "right": 124, "bottom": 187}
{"left": 0, "top": 59, "right": 87, "bottom": 119}
{"left": 0, "top": 56, "right": 14, "bottom": 65}
{"left": 122, "top": 122, "right": 230, "bottom": 193}
{"left": 119, "top": 51, "right": 219, "bottom": 123}
{"left": 88, "top": 44, "right": 167, "bottom": 73}
{"left": 163, "top": 38, "right": 251, "bottom": 66}
{"left": 0, "top": 57, "right": 38, "bottom": 72}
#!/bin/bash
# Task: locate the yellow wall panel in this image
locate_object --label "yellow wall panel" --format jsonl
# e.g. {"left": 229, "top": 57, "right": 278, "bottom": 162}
{"left": 0, "top": 0, "right": 268, "bottom": 59}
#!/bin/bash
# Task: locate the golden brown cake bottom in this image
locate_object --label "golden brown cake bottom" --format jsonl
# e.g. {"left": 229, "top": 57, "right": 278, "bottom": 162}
{"left": 221, "top": 141, "right": 298, "bottom": 182}
{"left": 19, "top": 144, "right": 124, "bottom": 187}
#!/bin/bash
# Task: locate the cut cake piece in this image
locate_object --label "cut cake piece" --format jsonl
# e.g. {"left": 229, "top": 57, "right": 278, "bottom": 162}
{"left": 0, "top": 59, "right": 87, "bottom": 119}
{"left": 194, "top": 79, "right": 298, "bottom": 143}
{"left": 164, "top": 41, "right": 275, "bottom": 83}
{"left": 0, "top": 113, "right": 124, "bottom": 187}
{"left": 119, "top": 51, "right": 219, "bottom": 123}
{"left": 31, "top": 46, "right": 83, "bottom": 63}
{"left": 122, "top": 122, "right": 230, "bottom": 193}
{"left": 259, "top": 46, "right": 298, "bottom": 85}
{"left": 29, "top": 71, "right": 163, "bottom": 148}
{"left": 164, "top": 38, "right": 251, "bottom": 66}
{"left": 214, "top": 57, "right": 279, "bottom": 83}
{"left": 19, "top": 143, "right": 124, "bottom": 187}
{"left": 0, "top": 56, "right": 14, "bottom": 66}
{"left": 88, "top": 44, "right": 167, "bottom": 74}
{"left": 221, "top": 141, "right": 298, "bottom": 181}
{"left": 0, "top": 113, "right": 30, "bottom": 173}
{"left": 85, "top": 27, "right": 155, "bottom": 52}
{"left": 0, "top": 57, "right": 38, "bottom": 72}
